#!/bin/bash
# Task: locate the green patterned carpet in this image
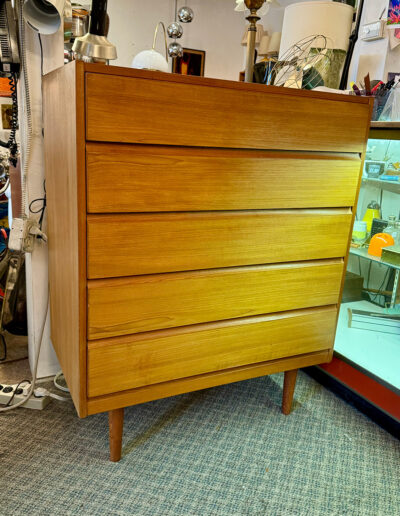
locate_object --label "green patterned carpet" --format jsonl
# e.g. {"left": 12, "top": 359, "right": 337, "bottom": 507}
{"left": 0, "top": 371, "right": 399, "bottom": 516}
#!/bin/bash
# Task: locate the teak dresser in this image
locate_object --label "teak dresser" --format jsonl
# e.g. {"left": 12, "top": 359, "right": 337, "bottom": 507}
{"left": 44, "top": 62, "right": 373, "bottom": 461}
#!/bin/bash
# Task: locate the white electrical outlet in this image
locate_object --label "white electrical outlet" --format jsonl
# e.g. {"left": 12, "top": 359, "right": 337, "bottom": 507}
{"left": 361, "top": 20, "right": 385, "bottom": 41}
{"left": 8, "top": 218, "right": 26, "bottom": 252}
{"left": 0, "top": 383, "right": 51, "bottom": 410}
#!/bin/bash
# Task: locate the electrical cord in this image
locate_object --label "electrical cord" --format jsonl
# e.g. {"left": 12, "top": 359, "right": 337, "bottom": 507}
{"left": 0, "top": 287, "right": 48, "bottom": 412}
{"left": 34, "top": 387, "right": 69, "bottom": 402}
{"left": 0, "top": 333, "right": 6, "bottom": 361}
{"left": 0, "top": 2, "right": 51, "bottom": 412}
{"left": 366, "top": 261, "right": 372, "bottom": 290}
{"left": 370, "top": 268, "right": 392, "bottom": 306}
{"left": 38, "top": 33, "right": 44, "bottom": 77}
{"left": 1, "top": 379, "right": 30, "bottom": 408}
{"left": 53, "top": 371, "right": 70, "bottom": 393}
{"left": 29, "top": 181, "right": 46, "bottom": 230}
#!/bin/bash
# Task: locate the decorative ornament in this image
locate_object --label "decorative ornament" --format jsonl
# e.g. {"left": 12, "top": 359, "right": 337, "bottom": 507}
{"left": 168, "top": 41, "right": 183, "bottom": 58}
{"left": 178, "top": 6, "right": 194, "bottom": 23}
{"left": 167, "top": 21, "right": 183, "bottom": 38}
{"left": 167, "top": 3, "right": 194, "bottom": 63}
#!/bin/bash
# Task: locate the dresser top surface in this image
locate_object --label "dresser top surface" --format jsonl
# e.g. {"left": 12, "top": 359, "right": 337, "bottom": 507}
{"left": 52, "top": 61, "right": 373, "bottom": 108}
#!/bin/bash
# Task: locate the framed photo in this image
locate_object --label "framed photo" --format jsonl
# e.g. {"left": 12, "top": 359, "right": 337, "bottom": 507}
{"left": 172, "top": 48, "right": 205, "bottom": 77}
{"left": 1, "top": 104, "right": 13, "bottom": 130}
{"left": 387, "top": 0, "right": 400, "bottom": 28}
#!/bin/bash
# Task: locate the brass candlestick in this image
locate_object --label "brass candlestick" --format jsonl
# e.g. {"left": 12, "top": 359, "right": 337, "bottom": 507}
{"left": 244, "top": 0, "right": 266, "bottom": 82}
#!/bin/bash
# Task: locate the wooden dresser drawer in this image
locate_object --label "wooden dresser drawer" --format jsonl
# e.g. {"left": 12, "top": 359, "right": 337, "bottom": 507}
{"left": 87, "top": 260, "right": 343, "bottom": 339}
{"left": 86, "top": 73, "right": 370, "bottom": 153}
{"left": 87, "top": 210, "right": 352, "bottom": 279}
{"left": 86, "top": 144, "right": 361, "bottom": 213}
{"left": 87, "top": 306, "right": 337, "bottom": 397}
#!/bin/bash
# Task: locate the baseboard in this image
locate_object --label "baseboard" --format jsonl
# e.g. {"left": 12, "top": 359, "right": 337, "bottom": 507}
{"left": 303, "top": 366, "right": 400, "bottom": 440}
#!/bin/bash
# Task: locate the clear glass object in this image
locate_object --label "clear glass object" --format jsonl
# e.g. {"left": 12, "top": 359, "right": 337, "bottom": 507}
{"left": 393, "top": 221, "right": 400, "bottom": 245}
{"left": 385, "top": 215, "right": 397, "bottom": 237}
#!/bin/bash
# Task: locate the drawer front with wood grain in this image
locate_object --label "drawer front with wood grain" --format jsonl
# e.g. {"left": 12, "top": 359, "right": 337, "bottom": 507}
{"left": 87, "top": 260, "right": 343, "bottom": 339}
{"left": 87, "top": 306, "right": 337, "bottom": 397}
{"left": 86, "top": 144, "right": 362, "bottom": 213}
{"left": 85, "top": 73, "right": 370, "bottom": 153}
{"left": 87, "top": 210, "right": 352, "bottom": 279}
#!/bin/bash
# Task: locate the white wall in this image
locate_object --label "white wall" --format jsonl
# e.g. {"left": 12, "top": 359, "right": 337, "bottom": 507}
{"left": 106, "top": 0, "right": 325, "bottom": 81}
{"left": 108, "top": 0, "right": 248, "bottom": 81}
{"left": 349, "top": 0, "right": 391, "bottom": 84}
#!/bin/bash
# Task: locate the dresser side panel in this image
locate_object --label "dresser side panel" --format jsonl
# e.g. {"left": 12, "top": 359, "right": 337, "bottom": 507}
{"left": 43, "top": 62, "right": 87, "bottom": 417}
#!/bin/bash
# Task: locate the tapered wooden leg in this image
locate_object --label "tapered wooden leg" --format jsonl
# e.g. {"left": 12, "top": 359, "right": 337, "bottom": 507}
{"left": 109, "top": 408, "right": 124, "bottom": 462}
{"left": 282, "top": 369, "right": 298, "bottom": 415}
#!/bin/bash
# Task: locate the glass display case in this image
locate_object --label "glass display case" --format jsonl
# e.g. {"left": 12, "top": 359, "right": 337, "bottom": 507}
{"left": 314, "top": 123, "right": 400, "bottom": 436}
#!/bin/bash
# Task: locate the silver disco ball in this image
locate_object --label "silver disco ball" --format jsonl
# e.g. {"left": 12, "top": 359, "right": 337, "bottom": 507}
{"left": 167, "top": 22, "right": 183, "bottom": 39}
{"left": 178, "top": 6, "right": 194, "bottom": 23}
{"left": 168, "top": 41, "right": 183, "bottom": 58}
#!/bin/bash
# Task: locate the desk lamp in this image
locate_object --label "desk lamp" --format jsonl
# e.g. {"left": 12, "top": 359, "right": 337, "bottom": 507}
{"left": 73, "top": 0, "right": 116, "bottom": 64}
{"left": 23, "top": 0, "right": 65, "bottom": 34}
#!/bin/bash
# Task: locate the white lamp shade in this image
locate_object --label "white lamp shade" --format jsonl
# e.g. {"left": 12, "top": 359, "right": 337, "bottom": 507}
{"left": 279, "top": 1, "right": 353, "bottom": 59}
{"left": 131, "top": 49, "right": 169, "bottom": 73}
{"left": 267, "top": 32, "right": 281, "bottom": 55}
{"left": 23, "top": 0, "right": 65, "bottom": 35}
{"left": 258, "top": 34, "right": 271, "bottom": 56}
{"left": 241, "top": 24, "right": 265, "bottom": 46}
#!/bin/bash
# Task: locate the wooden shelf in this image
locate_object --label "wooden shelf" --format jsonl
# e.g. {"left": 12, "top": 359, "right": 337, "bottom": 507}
{"left": 362, "top": 177, "right": 400, "bottom": 194}
{"left": 370, "top": 121, "right": 400, "bottom": 128}
{"left": 369, "top": 122, "right": 400, "bottom": 140}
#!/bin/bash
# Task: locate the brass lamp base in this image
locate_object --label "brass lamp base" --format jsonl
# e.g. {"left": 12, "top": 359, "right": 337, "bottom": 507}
{"left": 244, "top": 0, "right": 266, "bottom": 82}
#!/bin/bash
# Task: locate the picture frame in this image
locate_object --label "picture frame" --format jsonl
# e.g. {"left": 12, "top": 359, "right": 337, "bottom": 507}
{"left": 1, "top": 104, "right": 13, "bottom": 130}
{"left": 172, "top": 48, "right": 206, "bottom": 77}
{"left": 387, "top": 0, "right": 400, "bottom": 28}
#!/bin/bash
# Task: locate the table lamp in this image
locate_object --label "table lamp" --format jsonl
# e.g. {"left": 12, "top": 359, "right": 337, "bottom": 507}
{"left": 241, "top": 24, "right": 265, "bottom": 46}
{"left": 131, "top": 22, "right": 169, "bottom": 73}
{"left": 279, "top": 1, "right": 353, "bottom": 59}
{"left": 266, "top": 32, "right": 281, "bottom": 58}
{"left": 255, "top": 31, "right": 280, "bottom": 84}
{"left": 258, "top": 33, "right": 270, "bottom": 58}
{"left": 278, "top": 1, "right": 353, "bottom": 89}
{"left": 73, "top": 0, "right": 117, "bottom": 63}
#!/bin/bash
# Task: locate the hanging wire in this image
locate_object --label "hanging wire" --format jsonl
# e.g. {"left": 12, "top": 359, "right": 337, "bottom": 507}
{"left": 28, "top": 181, "right": 46, "bottom": 230}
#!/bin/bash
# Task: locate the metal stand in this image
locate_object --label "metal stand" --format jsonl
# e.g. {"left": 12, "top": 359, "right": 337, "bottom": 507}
{"left": 244, "top": 0, "right": 265, "bottom": 83}
{"left": 391, "top": 269, "right": 400, "bottom": 309}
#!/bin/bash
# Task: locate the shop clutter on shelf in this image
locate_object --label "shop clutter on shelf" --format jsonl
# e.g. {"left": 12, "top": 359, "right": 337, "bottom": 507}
{"left": 348, "top": 130, "right": 400, "bottom": 315}
{"left": 349, "top": 197, "right": 400, "bottom": 311}
{"left": 350, "top": 73, "right": 400, "bottom": 121}
{"left": 352, "top": 201, "right": 400, "bottom": 258}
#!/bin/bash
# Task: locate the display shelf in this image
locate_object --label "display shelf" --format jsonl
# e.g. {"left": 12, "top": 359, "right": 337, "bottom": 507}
{"left": 350, "top": 247, "right": 400, "bottom": 308}
{"left": 349, "top": 246, "right": 400, "bottom": 271}
{"left": 362, "top": 177, "right": 400, "bottom": 194}
{"left": 334, "top": 300, "right": 400, "bottom": 392}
